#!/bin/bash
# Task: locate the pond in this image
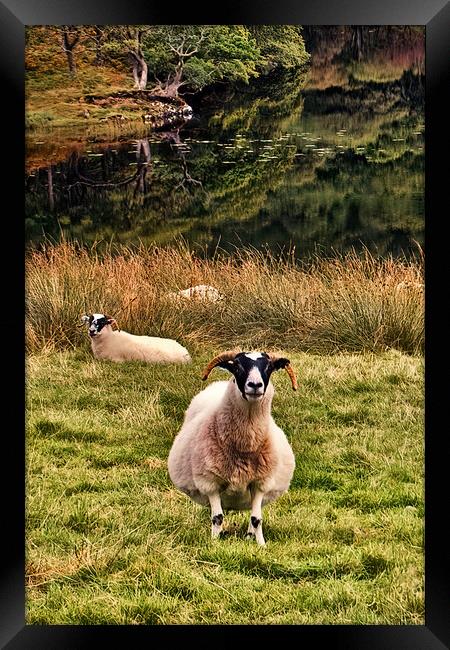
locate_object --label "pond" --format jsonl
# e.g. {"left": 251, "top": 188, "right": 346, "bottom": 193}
{"left": 25, "top": 28, "right": 425, "bottom": 260}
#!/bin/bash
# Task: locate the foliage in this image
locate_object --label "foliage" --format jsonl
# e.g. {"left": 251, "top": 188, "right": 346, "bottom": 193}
{"left": 25, "top": 24, "right": 307, "bottom": 96}
{"left": 249, "top": 25, "right": 310, "bottom": 72}
{"left": 142, "top": 26, "right": 261, "bottom": 92}
{"left": 26, "top": 111, "right": 54, "bottom": 130}
{"left": 25, "top": 26, "right": 67, "bottom": 74}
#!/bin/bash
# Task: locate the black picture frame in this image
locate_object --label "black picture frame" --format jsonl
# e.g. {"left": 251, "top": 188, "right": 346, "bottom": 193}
{"left": 4, "top": 1, "right": 449, "bottom": 647}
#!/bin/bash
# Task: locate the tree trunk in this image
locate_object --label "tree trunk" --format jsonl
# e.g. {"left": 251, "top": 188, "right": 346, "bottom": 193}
{"left": 128, "top": 28, "right": 149, "bottom": 90}
{"left": 160, "top": 63, "right": 184, "bottom": 97}
{"left": 131, "top": 53, "right": 148, "bottom": 90}
{"left": 62, "top": 27, "right": 80, "bottom": 77}
{"left": 94, "top": 27, "right": 104, "bottom": 66}
{"left": 138, "top": 59, "right": 148, "bottom": 90}
{"left": 138, "top": 139, "right": 151, "bottom": 163}
{"left": 132, "top": 59, "right": 140, "bottom": 89}
{"left": 66, "top": 49, "right": 76, "bottom": 76}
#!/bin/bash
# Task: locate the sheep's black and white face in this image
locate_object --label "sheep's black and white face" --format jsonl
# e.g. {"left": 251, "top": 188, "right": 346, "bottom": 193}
{"left": 223, "top": 352, "right": 290, "bottom": 402}
{"left": 82, "top": 313, "right": 110, "bottom": 338}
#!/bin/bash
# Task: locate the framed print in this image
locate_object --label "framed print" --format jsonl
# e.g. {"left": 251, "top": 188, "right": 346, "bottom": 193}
{"left": 3, "top": 0, "right": 449, "bottom": 647}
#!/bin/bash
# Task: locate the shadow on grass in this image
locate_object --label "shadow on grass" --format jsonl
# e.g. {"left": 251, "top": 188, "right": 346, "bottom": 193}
{"left": 33, "top": 419, "right": 103, "bottom": 443}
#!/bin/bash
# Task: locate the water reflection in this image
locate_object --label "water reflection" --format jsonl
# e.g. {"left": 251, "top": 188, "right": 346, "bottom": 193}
{"left": 25, "top": 29, "right": 424, "bottom": 260}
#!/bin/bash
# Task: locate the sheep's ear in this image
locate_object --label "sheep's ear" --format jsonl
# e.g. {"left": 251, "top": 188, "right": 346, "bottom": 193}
{"left": 201, "top": 349, "right": 240, "bottom": 381}
{"left": 81, "top": 315, "right": 90, "bottom": 324}
{"left": 269, "top": 357, "right": 298, "bottom": 391}
{"left": 271, "top": 357, "right": 290, "bottom": 371}
{"left": 217, "top": 359, "right": 236, "bottom": 373}
{"left": 106, "top": 317, "right": 120, "bottom": 331}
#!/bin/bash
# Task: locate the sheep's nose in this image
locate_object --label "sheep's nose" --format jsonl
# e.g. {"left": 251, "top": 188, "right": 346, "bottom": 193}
{"left": 247, "top": 381, "right": 263, "bottom": 390}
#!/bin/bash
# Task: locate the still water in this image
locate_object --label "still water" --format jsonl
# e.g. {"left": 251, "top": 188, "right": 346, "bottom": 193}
{"left": 25, "top": 31, "right": 424, "bottom": 260}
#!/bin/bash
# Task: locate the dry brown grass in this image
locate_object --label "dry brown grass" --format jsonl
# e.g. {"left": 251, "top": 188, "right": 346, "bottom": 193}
{"left": 25, "top": 240, "right": 424, "bottom": 355}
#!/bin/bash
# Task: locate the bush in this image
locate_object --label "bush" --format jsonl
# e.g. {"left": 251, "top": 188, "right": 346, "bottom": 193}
{"left": 26, "top": 111, "right": 54, "bottom": 130}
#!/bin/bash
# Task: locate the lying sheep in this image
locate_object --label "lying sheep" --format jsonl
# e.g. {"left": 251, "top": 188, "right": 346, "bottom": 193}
{"left": 81, "top": 313, "right": 191, "bottom": 364}
{"left": 166, "top": 284, "right": 224, "bottom": 303}
{"left": 167, "top": 349, "right": 297, "bottom": 545}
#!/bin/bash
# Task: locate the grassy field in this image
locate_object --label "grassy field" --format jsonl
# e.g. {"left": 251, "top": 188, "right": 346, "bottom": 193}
{"left": 26, "top": 347, "right": 424, "bottom": 624}
{"left": 26, "top": 241, "right": 424, "bottom": 356}
{"left": 26, "top": 64, "right": 134, "bottom": 130}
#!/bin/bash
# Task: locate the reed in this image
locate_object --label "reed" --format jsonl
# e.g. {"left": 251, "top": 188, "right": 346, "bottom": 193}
{"left": 26, "top": 240, "right": 424, "bottom": 355}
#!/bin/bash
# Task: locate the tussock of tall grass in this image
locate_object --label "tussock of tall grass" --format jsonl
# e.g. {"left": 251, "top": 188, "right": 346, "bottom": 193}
{"left": 26, "top": 240, "right": 424, "bottom": 355}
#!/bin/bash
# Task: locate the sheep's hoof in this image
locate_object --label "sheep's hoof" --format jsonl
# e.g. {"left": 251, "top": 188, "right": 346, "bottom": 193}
{"left": 211, "top": 525, "right": 223, "bottom": 539}
{"left": 246, "top": 531, "right": 266, "bottom": 545}
{"left": 211, "top": 514, "right": 223, "bottom": 539}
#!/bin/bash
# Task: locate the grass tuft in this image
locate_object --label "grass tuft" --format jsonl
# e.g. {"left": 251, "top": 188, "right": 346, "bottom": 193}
{"left": 26, "top": 241, "right": 424, "bottom": 355}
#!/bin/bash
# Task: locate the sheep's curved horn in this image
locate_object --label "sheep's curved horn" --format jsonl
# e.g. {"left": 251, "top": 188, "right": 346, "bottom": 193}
{"left": 284, "top": 363, "right": 298, "bottom": 391}
{"left": 268, "top": 354, "right": 298, "bottom": 391}
{"left": 201, "top": 349, "right": 241, "bottom": 381}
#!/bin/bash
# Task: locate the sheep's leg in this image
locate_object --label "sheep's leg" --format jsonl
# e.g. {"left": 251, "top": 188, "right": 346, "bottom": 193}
{"left": 208, "top": 492, "right": 224, "bottom": 539}
{"left": 247, "top": 488, "right": 266, "bottom": 546}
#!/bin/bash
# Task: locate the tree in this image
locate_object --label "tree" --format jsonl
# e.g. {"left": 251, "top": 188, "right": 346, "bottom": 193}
{"left": 248, "top": 26, "right": 310, "bottom": 72}
{"left": 127, "top": 27, "right": 151, "bottom": 90}
{"left": 144, "top": 26, "right": 261, "bottom": 96}
{"left": 60, "top": 26, "right": 110, "bottom": 76}
{"left": 48, "top": 25, "right": 308, "bottom": 95}
{"left": 147, "top": 26, "right": 210, "bottom": 97}
{"left": 104, "top": 26, "right": 152, "bottom": 90}
{"left": 60, "top": 25, "right": 82, "bottom": 76}
{"left": 84, "top": 26, "right": 112, "bottom": 66}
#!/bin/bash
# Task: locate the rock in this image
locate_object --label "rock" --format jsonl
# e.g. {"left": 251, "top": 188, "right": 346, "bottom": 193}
{"left": 83, "top": 91, "right": 193, "bottom": 131}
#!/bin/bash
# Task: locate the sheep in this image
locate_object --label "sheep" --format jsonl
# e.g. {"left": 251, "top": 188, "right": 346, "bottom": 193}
{"left": 166, "top": 284, "right": 224, "bottom": 303}
{"left": 167, "top": 349, "right": 297, "bottom": 545}
{"left": 81, "top": 313, "right": 191, "bottom": 364}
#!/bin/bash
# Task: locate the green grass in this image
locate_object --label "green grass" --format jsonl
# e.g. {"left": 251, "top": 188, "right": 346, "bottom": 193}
{"left": 26, "top": 347, "right": 424, "bottom": 624}
{"left": 26, "top": 66, "right": 135, "bottom": 131}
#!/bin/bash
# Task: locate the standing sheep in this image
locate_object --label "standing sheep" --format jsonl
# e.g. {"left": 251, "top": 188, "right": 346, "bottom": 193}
{"left": 167, "top": 350, "right": 297, "bottom": 545}
{"left": 81, "top": 313, "right": 191, "bottom": 364}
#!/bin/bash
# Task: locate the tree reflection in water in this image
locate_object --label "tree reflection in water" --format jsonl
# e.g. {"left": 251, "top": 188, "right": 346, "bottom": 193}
{"left": 25, "top": 27, "right": 424, "bottom": 260}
